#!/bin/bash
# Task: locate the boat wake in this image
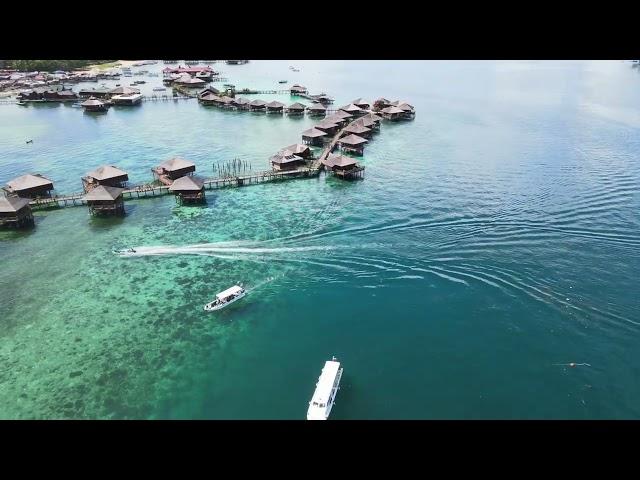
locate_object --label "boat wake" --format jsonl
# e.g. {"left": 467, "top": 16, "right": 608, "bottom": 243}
{"left": 115, "top": 243, "right": 339, "bottom": 258}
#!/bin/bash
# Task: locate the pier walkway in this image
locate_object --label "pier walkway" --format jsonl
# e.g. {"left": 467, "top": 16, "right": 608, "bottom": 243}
{"left": 28, "top": 167, "right": 321, "bottom": 210}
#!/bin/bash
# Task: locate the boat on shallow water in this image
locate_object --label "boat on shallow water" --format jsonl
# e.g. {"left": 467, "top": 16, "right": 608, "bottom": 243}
{"left": 204, "top": 285, "right": 246, "bottom": 311}
{"left": 307, "top": 356, "right": 343, "bottom": 420}
{"left": 279, "top": 80, "right": 288, "bottom": 84}
{"left": 114, "top": 248, "right": 137, "bottom": 256}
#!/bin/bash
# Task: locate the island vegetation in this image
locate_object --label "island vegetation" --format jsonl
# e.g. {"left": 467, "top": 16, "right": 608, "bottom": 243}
{"left": 2, "top": 60, "right": 117, "bottom": 72}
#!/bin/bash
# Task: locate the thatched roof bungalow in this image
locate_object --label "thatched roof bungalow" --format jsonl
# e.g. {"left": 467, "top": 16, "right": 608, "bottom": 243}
{"left": 306, "top": 102, "right": 327, "bottom": 116}
{"left": 168, "top": 175, "right": 206, "bottom": 204}
{"left": 282, "top": 144, "right": 313, "bottom": 159}
{"left": 290, "top": 84, "right": 307, "bottom": 95}
{"left": 315, "top": 121, "right": 339, "bottom": 135}
{"left": 351, "top": 98, "right": 370, "bottom": 110}
{"left": 321, "top": 153, "right": 364, "bottom": 180}
{"left": 232, "top": 97, "right": 251, "bottom": 109}
{"left": 338, "top": 134, "right": 368, "bottom": 155}
{"left": 343, "top": 123, "right": 372, "bottom": 138}
{"left": 286, "top": 102, "right": 306, "bottom": 115}
{"left": 4, "top": 174, "right": 54, "bottom": 198}
{"left": 380, "top": 105, "right": 405, "bottom": 121}
{"left": 265, "top": 100, "right": 285, "bottom": 113}
{"left": 0, "top": 196, "right": 34, "bottom": 228}
{"left": 82, "top": 185, "right": 125, "bottom": 216}
{"left": 269, "top": 150, "right": 307, "bottom": 171}
{"left": 301, "top": 127, "right": 329, "bottom": 146}
{"left": 83, "top": 165, "right": 129, "bottom": 191}
{"left": 153, "top": 157, "right": 196, "bottom": 181}
{"left": 249, "top": 99, "right": 267, "bottom": 111}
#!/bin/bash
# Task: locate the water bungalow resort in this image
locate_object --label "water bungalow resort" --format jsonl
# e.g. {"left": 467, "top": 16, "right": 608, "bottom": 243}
{"left": 338, "top": 134, "right": 368, "bottom": 155}
{"left": 3, "top": 174, "right": 54, "bottom": 198}
{"left": 81, "top": 97, "right": 109, "bottom": 112}
{"left": 0, "top": 196, "right": 34, "bottom": 228}
{"left": 153, "top": 157, "right": 196, "bottom": 184}
{"left": 82, "top": 165, "right": 129, "bottom": 192}
{"left": 168, "top": 175, "right": 206, "bottom": 204}
{"left": 265, "top": 100, "right": 285, "bottom": 113}
{"left": 270, "top": 150, "right": 307, "bottom": 171}
{"left": 306, "top": 103, "right": 327, "bottom": 116}
{"left": 321, "top": 153, "right": 364, "bottom": 180}
{"left": 286, "top": 102, "right": 306, "bottom": 115}
{"left": 1, "top": 63, "right": 416, "bottom": 229}
{"left": 301, "top": 127, "right": 329, "bottom": 146}
{"left": 83, "top": 185, "right": 125, "bottom": 216}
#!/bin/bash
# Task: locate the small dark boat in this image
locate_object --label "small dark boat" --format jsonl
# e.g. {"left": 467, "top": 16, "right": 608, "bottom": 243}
{"left": 279, "top": 80, "right": 288, "bottom": 84}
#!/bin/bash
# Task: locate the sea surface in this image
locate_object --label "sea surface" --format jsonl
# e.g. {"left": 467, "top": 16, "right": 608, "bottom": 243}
{"left": 1, "top": 60, "right": 639, "bottom": 419}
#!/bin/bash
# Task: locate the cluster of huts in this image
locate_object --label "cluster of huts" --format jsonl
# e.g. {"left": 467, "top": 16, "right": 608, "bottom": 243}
{"left": 1, "top": 157, "right": 207, "bottom": 228}
{"left": 77, "top": 86, "right": 143, "bottom": 111}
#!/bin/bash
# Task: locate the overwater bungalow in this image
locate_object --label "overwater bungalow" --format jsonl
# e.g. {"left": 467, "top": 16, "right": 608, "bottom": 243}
{"left": 78, "top": 87, "right": 112, "bottom": 99}
{"left": 83, "top": 165, "right": 129, "bottom": 191}
{"left": 219, "top": 96, "right": 236, "bottom": 109}
{"left": 282, "top": 144, "right": 313, "bottom": 159}
{"left": 324, "top": 114, "right": 349, "bottom": 127}
{"left": 343, "top": 123, "right": 372, "bottom": 138}
{"left": 173, "top": 76, "right": 206, "bottom": 88}
{"left": 83, "top": 185, "right": 125, "bottom": 216}
{"left": 373, "top": 97, "right": 393, "bottom": 111}
{"left": 109, "top": 86, "right": 140, "bottom": 96}
{"left": 199, "top": 92, "right": 221, "bottom": 105}
{"left": 270, "top": 150, "right": 307, "bottom": 171}
{"left": 352, "top": 98, "right": 370, "bottom": 110}
{"left": 354, "top": 115, "right": 379, "bottom": 131}
{"left": 153, "top": 157, "right": 196, "bottom": 182}
{"left": 110, "top": 93, "right": 143, "bottom": 105}
{"left": 286, "top": 102, "right": 306, "bottom": 115}
{"left": 290, "top": 84, "right": 307, "bottom": 95}
{"left": 0, "top": 196, "right": 34, "bottom": 228}
{"left": 313, "top": 94, "right": 334, "bottom": 105}
{"left": 339, "top": 103, "right": 365, "bottom": 116}
{"left": 163, "top": 66, "right": 215, "bottom": 75}
{"left": 380, "top": 105, "right": 405, "bottom": 121}
{"left": 265, "top": 100, "right": 285, "bottom": 113}
{"left": 249, "top": 99, "right": 267, "bottom": 111}
{"left": 81, "top": 97, "right": 110, "bottom": 112}
{"left": 232, "top": 97, "right": 251, "bottom": 110}
{"left": 301, "top": 127, "right": 329, "bottom": 146}
{"left": 338, "top": 134, "right": 368, "bottom": 155}
{"left": 199, "top": 86, "right": 221, "bottom": 98}
{"left": 332, "top": 109, "right": 353, "bottom": 121}
{"left": 394, "top": 101, "right": 416, "bottom": 118}
{"left": 168, "top": 175, "right": 206, "bottom": 205}
{"left": 321, "top": 153, "right": 364, "bottom": 180}
{"left": 315, "top": 121, "right": 339, "bottom": 135}
{"left": 306, "top": 102, "right": 327, "bottom": 116}
{"left": 17, "top": 87, "right": 78, "bottom": 102}
{"left": 3, "top": 174, "right": 54, "bottom": 199}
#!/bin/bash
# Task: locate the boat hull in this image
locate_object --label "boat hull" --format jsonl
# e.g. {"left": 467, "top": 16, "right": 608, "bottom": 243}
{"left": 204, "top": 291, "right": 246, "bottom": 311}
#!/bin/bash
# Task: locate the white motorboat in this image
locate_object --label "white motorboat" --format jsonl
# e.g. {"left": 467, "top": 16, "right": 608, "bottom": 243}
{"left": 204, "top": 285, "right": 246, "bottom": 311}
{"left": 153, "top": 87, "right": 166, "bottom": 91}
{"left": 114, "top": 248, "right": 138, "bottom": 256}
{"left": 307, "top": 356, "right": 343, "bottom": 420}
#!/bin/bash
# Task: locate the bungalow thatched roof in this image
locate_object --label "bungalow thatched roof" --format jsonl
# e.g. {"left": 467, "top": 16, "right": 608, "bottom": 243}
{"left": 287, "top": 102, "right": 306, "bottom": 110}
{"left": 344, "top": 124, "right": 371, "bottom": 135}
{"left": 82, "top": 185, "right": 124, "bottom": 202}
{"left": 157, "top": 157, "right": 195, "bottom": 172}
{"left": 352, "top": 98, "right": 370, "bottom": 107}
{"left": 86, "top": 165, "right": 128, "bottom": 181}
{"left": 169, "top": 175, "right": 205, "bottom": 192}
{"left": 0, "top": 196, "right": 31, "bottom": 213}
{"left": 283, "top": 144, "right": 310, "bottom": 155}
{"left": 270, "top": 150, "right": 304, "bottom": 165}
{"left": 81, "top": 98, "right": 106, "bottom": 107}
{"left": 339, "top": 134, "right": 368, "bottom": 146}
{"left": 321, "top": 153, "right": 358, "bottom": 169}
{"left": 266, "top": 101, "right": 285, "bottom": 108}
{"left": 200, "top": 93, "right": 221, "bottom": 101}
{"left": 381, "top": 106, "right": 405, "bottom": 114}
{"left": 233, "top": 97, "right": 250, "bottom": 105}
{"left": 340, "top": 103, "right": 363, "bottom": 113}
{"left": 307, "top": 102, "right": 326, "bottom": 111}
{"left": 332, "top": 110, "right": 352, "bottom": 119}
{"left": 301, "top": 127, "right": 328, "bottom": 138}
{"left": 5, "top": 174, "right": 53, "bottom": 192}
{"left": 249, "top": 99, "right": 267, "bottom": 107}
{"left": 315, "top": 121, "right": 338, "bottom": 130}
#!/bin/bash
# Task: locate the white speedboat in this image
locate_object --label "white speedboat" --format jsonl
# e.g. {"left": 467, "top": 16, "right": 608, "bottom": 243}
{"left": 153, "top": 87, "right": 166, "bottom": 91}
{"left": 114, "top": 248, "right": 138, "bottom": 256}
{"left": 204, "top": 285, "right": 246, "bottom": 311}
{"left": 307, "top": 356, "right": 343, "bottom": 420}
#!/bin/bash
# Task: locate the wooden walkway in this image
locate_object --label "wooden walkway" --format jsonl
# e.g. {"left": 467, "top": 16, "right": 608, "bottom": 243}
{"left": 28, "top": 167, "right": 321, "bottom": 210}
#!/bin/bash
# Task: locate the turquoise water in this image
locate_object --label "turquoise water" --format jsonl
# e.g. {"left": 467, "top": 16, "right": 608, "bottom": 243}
{"left": 1, "top": 60, "right": 640, "bottom": 419}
